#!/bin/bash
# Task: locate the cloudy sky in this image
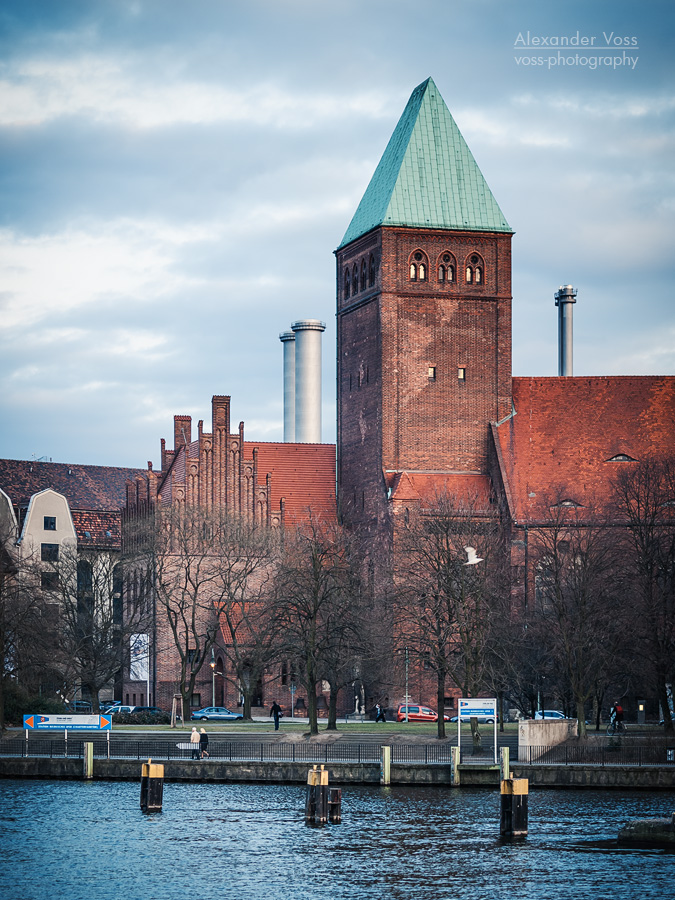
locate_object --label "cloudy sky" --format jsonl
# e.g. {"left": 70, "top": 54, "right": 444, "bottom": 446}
{"left": 1, "top": 0, "right": 673, "bottom": 467}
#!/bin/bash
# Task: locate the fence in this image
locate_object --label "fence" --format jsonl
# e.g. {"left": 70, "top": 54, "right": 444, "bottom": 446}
{"left": 521, "top": 741, "right": 675, "bottom": 767}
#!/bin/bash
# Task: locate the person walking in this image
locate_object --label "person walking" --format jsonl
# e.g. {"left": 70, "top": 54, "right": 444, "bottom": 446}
{"left": 190, "top": 726, "right": 200, "bottom": 759}
{"left": 375, "top": 703, "right": 386, "bottom": 723}
{"left": 199, "top": 727, "right": 209, "bottom": 759}
{"left": 270, "top": 699, "right": 282, "bottom": 731}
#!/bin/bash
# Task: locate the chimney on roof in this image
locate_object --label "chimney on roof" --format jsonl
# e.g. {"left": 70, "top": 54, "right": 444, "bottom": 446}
{"left": 280, "top": 319, "right": 325, "bottom": 443}
{"left": 554, "top": 285, "right": 578, "bottom": 376}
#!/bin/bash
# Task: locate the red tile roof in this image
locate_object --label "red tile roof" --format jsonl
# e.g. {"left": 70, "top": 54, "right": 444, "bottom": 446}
{"left": 245, "top": 442, "right": 336, "bottom": 526}
{"left": 492, "top": 376, "right": 675, "bottom": 524}
{"left": 71, "top": 510, "right": 122, "bottom": 548}
{"left": 0, "top": 458, "right": 146, "bottom": 510}
{"left": 387, "top": 471, "right": 493, "bottom": 513}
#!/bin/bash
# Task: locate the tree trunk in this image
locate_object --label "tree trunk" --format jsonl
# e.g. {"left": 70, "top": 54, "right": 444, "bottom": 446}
{"left": 576, "top": 697, "right": 587, "bottom": 738}
{"left": 326, "top": 686, "right": 338, "bottom": 731}
{"left": 436, "top": 670, "right": 446, "bottom": 739}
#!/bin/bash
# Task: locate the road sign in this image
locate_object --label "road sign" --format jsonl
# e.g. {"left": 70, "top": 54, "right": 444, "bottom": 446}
{"left": 23, "top": 714, "right": 112, "bottom": 731}
{"left": 457, "top": 698, "right": 497, "bottom": 718}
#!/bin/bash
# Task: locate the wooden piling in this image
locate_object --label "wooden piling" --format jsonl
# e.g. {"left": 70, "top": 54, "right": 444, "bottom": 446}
{"left": 328, "top": 788, "right": 342, "bottom": 824}
{"left": 500, "top": 777, "right": 528, "bottom": 837}
{"left": 140, "top": 759, "right": 164, "bottom": 812}
{"left": 305, "top": 765, "right": 319, "bottom": 823}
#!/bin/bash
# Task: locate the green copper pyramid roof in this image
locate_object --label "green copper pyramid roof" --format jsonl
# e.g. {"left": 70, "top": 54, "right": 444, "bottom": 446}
{"left": 339, "top": 78, "right": 512, "bottom": 248}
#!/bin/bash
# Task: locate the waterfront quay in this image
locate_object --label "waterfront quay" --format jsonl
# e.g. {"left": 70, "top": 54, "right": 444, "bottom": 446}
{"left": 2, "top": 724, "right": 674, "bottom": 789}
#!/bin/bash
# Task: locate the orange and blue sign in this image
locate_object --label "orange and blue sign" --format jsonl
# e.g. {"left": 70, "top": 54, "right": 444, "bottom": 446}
{"left": 23, "top": 714, "right": 112, "bottom": 731}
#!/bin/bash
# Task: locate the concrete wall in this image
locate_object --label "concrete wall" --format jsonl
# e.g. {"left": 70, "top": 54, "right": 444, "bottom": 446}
{"left": 519, "top": 719, "right": 578, "bottom": 760}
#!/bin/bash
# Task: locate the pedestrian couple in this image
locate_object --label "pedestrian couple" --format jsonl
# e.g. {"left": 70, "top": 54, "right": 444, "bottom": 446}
{"left": 190, "top": 726, "right": 209, "bottom": 759}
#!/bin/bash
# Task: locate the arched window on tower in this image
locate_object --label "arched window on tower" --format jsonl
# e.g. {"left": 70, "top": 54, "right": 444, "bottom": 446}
{"left": 369, "top": 254, "right": 375, "bottom": 287}
{"left": 465, "top": 253, "right": 484, "bottom": 285}
{"left": 361, "top": 260, "right": 367, "bottom": 291}
{"left": 352, "top": 264, "right": 359, "bottom": 293}
{"left": 410, "top": 250, "right": 427, "bottom": 282}
{"left": 345, "top": 269, "right": 350, "bottom": 299}
{"left": 438, "top": 253, "right": 455, "bottom": 283}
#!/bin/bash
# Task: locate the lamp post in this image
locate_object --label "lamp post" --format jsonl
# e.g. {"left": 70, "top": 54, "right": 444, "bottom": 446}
{"left": 405, "top": 646, "right": 409, "bottom": 723}
{"left": 210, "top": 648, "right": 216, "bottom": 706}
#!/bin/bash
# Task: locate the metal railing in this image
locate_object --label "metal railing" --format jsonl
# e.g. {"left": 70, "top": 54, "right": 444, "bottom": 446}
{"left": 522, "top": 741, "right": 675, "bottom": 767}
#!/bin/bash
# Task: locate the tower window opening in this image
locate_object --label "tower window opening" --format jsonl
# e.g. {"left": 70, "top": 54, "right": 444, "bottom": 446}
{"left": 475, "top": 267, "right": 482, "bottom": 284}
{"left": 353, "top": 265, "right": 359, "bottom": 293}
{"left": 344, "top": 270, "right": 350, "bottom": 299}
{"left": 458, "top": 367, "right": 466, "bottom": 382}
{"left": 369, "top": 255, "right": 376, "bottom": 287}
{"left": 419, "top": 263, "right": 426, "bottom": 281}
{"left": 428, "top": 366, "right": 436, "bottom": 381}
{"left": 410, "top": 264, "right": 417, "bottom": 281}
{"left": 465, "top": 267, "right": 473, "bottom": 283}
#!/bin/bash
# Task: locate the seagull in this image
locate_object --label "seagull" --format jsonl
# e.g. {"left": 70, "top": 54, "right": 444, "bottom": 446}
{"left": 463, "top": 546, "right": 483, "bottom": 566}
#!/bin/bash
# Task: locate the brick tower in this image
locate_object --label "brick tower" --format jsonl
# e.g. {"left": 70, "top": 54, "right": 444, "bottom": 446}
{"left": 336, "top": 78, "right": 513, "bottom": 554}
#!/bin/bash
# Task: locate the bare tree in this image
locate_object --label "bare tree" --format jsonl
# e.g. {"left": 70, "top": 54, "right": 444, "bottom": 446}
{"left": 613, "top": 458, "right": 675, "bottom": 734}
{"left": 44, "top": 542, "right": 150, "bottom": 712}
{"left": 527, "top": 495, "right": 625, "bottom": 738}
{"left": 273, "top": 518, "right": 365, "bottom": 734}
{"left": 395, "top": 491, "right": 506, "bottom": 739}
{"left": 134, "top": 504, "right": 280, "bottom": 722}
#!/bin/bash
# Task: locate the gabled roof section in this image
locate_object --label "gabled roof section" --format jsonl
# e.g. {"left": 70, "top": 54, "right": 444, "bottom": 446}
{"left": 339, "top": 77, "right": 512, "bottom": 248}
{"left": 492, "top": 376, "right": 675, "bottom": 524}
{"left": 387, "top": 471, "right": 494, "bottom": 514}
{"left": 0, "top": 458, "right": 146, "bottom": 510}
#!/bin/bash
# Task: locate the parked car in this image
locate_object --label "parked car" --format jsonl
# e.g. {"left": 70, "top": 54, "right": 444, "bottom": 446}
{"left": 106, "top": 705, "right": 135, "bottom": 715}
{"left": 534, "top": 709, "right": 566, "bottom": 720}
{"left": 396, "top": 704, "right": 450, "bottom": 723}
{"left": 449, "top": 713, "right": 498, "bottom": 724}
{"left": 64, "top": 700, "right": 92, "bottom": 714}
{"left": 190, "top": 706, "right": 243, "bottom": 722}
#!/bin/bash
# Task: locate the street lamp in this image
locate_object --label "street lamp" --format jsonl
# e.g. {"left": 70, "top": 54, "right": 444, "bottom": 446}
{"left": 405, "top": 646, "right": 409, "bottom": 723}
{"left": 210, "top": 648, "right": 216, "bottom": 706}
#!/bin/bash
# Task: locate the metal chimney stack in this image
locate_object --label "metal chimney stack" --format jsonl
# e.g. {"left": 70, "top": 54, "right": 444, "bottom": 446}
{"left": 554, "top": 285, "right": 578, "bottom": 376}
{"left": 290, "top": 319, "right": 325, "bottom": 443}
{"left": 279, "top": 330, "right": 296, "bottom": 441}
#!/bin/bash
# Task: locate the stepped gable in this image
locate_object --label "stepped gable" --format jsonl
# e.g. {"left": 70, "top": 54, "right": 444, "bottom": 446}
{"left": 339, "top": 76, "right": 511, "bottom": 248}
{"left": 492, "top": 376, "right": 675, "bottom": 524}
{"left": 0, "top": 458, "right": 146, "bottom": 510}
{"left": 246, "top": 441, "right": 336, "bottom": 526}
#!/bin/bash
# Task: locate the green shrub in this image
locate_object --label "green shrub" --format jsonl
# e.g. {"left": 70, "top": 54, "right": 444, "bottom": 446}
{"left": 2, "top": 680, "right": 66, "bottom": 725}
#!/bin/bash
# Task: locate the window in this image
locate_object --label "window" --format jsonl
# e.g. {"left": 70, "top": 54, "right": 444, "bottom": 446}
{"left": 344, "top": 270, "right": 350, "bottom": 299}
{"left": 428, "top": 366, "right": 436, "bottom": 381}
{"left": 41, "top": 543, "right": 59, "bottom": 562}
{"left": 369, "top": 255, "right": 375, "bottom": 287}
{"left": 352, "top": 265, "right": 359, "bottom": 293}
{"left": 438, "top": 253, "right": 455, "bottom": 283}
{"left": 465, "top": 253, "right": 484, "bottom": 285}
{"left": 43, "top": 516, "right": 56, "bottom": 531}
{"left": 410, "top": 250, "right": 427, "bottom": 282}
{"left": 465, "top": 266, "right": 472, "bottom": 283}
{"left": 458, "top": 367, "right": 466, "bottom": 381}
{"left": 475, "top": 267, "right": 482, "bottom": 284}
{"left": 41, "top": 571, "right": 59, "bottom": 590}
{"left": 360, "top": 260, "right": 367, "bottom": 291}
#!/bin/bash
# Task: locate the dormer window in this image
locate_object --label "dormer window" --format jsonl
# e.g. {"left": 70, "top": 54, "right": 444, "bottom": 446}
{"left": 551, "top": 499, "right": 583, "bottom": 509}
{"left": 608, "top": 454, "right": 637, "bottom": 462}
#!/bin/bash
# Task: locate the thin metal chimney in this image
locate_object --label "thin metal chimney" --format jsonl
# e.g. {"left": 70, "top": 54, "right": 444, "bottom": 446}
{"left": 279, "top": 330, "right": 296, "bottom": 442}
{"left": 554, "top": 285, "right": 578, "bottom": 376}
{"left": 291, "top": 319, "right": 325, "bottom": 443}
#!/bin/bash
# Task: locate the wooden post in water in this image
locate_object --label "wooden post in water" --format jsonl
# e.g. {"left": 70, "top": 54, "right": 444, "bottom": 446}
{"left": 380, "top": 745, "right": 391, "bottom": 785}
{"left": 83, "top": 741, "right": 94, "bottom": 780}
{"left": 499, "top": 746, "right": 510, "bottom": 781}
{"left": 328, "top": 788, "right": 342, "bottom": 824}
{"left": 500, "top": 777, "right": 528, "bottom": 837}
{"left": 140, "top": 759, "right": 164, "bottom": 812}
{"left": 316, "top": 765, "right": 329, "bottom": 824}
{"left": 305, "top": 765, "right": 319, "bottom": 823}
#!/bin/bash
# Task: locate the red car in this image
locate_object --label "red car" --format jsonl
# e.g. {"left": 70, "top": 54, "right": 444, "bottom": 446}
{"left": 396, "top": 704, "right": 450, "bottom": 723}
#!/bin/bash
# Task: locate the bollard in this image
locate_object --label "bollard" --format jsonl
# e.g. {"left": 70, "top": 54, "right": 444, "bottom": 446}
{"left": 83, "top": 742, "right": 94, "bottom": 780}
{"left": 500, "top": 777, "right": 528, "bottom": 838}
{"left": 380, "top": 745, "right": 391, "bottom": 785}
{"left": 305, "top": 765, "right": 319, "bottom": 823}
{"left": 328, "top": 788, "right": 342, "bottom": 824}
{"left": 316, "top": 765, "right": 329, "bottom": 824}
{"left": 140, "top": 759, "right": 164, "bottom": 812}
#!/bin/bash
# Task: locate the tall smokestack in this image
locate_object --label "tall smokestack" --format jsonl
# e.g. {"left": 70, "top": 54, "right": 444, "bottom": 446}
{"left": 279, "top": 330, "right": 296, "bottom": 442}
{"left": 291, "top": 319, "right": 325, "bottom": 443}
{"left": 554, "top": 285, "right": 578, "bottom": 376}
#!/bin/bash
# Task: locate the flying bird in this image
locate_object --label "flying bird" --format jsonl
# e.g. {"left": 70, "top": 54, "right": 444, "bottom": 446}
{"left": 463, "top": 546, "right": 483, "bottom": 566}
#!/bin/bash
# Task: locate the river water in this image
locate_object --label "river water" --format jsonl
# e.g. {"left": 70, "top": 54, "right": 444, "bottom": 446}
{"left": 0, "top": 780, "right": 673, "bottom": 900}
